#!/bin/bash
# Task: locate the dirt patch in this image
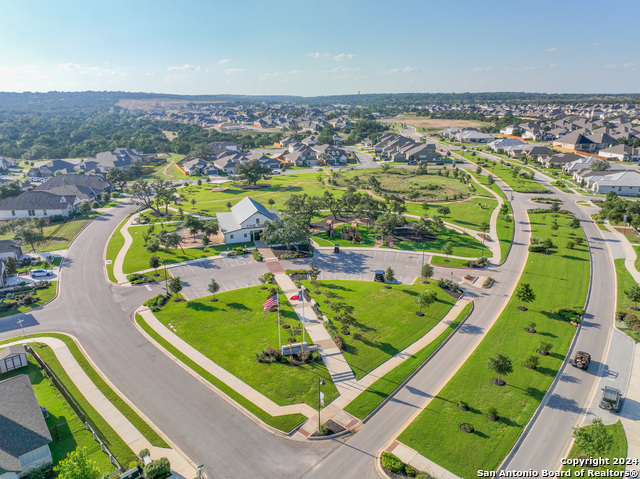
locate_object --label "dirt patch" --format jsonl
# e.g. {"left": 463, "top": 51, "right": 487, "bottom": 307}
{"left": 381, "top": 117, "right": 489, "bottom": 130}
{"left": 162, "top": 130, "right": 178, "bottom": 141}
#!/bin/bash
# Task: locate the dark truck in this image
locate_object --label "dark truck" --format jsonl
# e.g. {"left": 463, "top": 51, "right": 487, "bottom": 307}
{"left": 599, "top": 386, "right": 623, "bottom": 412}
{"left": 572, "top": 351, "right": 591, "bottom": 370}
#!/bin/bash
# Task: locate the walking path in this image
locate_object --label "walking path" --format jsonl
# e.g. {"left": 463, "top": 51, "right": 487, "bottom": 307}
{"left": 2, "top": 337, "right": 197, "bottom": 479}
{"left": 113, "top": 213, "right": 137, "bottom": 285}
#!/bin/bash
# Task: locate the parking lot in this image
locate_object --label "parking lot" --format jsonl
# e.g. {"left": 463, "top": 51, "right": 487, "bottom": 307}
{"left": 167, "top": 254, "right": 268, "bottom": 300}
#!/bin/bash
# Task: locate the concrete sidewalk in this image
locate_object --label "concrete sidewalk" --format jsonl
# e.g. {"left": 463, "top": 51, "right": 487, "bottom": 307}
{"left": 113, "top": 213, "right": 137, "bottom": 285}
{"left": 2, "top": 337, "right": 197, "bottom": 478}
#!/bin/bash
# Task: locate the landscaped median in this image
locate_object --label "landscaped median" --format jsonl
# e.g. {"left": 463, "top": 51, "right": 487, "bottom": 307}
{"left": 395, "top": 210, "right": 590, "bottom": 478}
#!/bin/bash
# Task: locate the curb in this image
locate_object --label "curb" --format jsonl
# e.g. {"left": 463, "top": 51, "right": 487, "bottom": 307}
{"left": 306, "top": 429, "right": 351, "bottom": 441}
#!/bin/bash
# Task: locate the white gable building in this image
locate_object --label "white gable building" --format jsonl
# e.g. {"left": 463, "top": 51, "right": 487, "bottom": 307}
{"left": 216, "top": 197, "right": 281, "bottom": 244}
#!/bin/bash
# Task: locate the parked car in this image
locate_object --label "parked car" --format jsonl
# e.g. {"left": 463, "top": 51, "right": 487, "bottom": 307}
{"left": 599, "top": 386, "right": 623, "bottom": 412}
{"left": 272, "top": 169, "right": 282, "bottom": 175}
{"left": 30, "top": 269, "right": 53, "bottom": 278}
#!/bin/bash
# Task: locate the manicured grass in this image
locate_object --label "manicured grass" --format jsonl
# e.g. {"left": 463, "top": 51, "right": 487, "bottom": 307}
{"left": 27, "top": 342, "right": 137, "bottom": 466}
{"left": 152, "top": 286, "right": 340, "bottom": 409}
{"left": 456, "top": 151, "right": 549, "bottom": 194}
{"left": 312, "top": 223, "right": 376, "bottom": 248}
{"left": 345, "top": 302, "right": 472, "bottom": 420}
{"left": 398, "top": 211, "right": 590, "bottom": 477}
{"left": 383, "top": 225, "right": 485, "bottom": 258}
{"left": 145, "top": 153, "right": 189, "bottom": 180}
{"left": 576, "top": 200, "right": 591, "bottom": 206}
{"left": 31, "top": 212, "right": 100, "bottom": 252}
{"left": 302, "top": 280, "right": 456, "bottom": 379}
{"left": 497, "top": 203, "right": 514, "bottom": 263}
{"left": 123, "top": 223, "right": 253, "bottom": 274}
{"left": 591, "top": 215, "right": 609, "bottom": 231}
{"left": 404, "top": 198, "right": 498, "bottom": 231}
{"left": 3, "top": 357, "right": 116, "bottom": 472}
{"left": 0, "top": 281, "right": 57, "bottom": 318}
{"left": 135, "top": 314, "right": 306, "bottom": 433}
{"left": 635, "top": 246, "right": 640, "bottom": 274}
{"left": 562, "top": 421, "right": 627, "bottom": 474}
{"left": 430, "top": 256, "right": 476, "bottom": 267}
{"left": 614, "top": 258, "right": 640, "bottom": 342}
{"left": 105, "top": 214, "right": 130, "bottom": 283}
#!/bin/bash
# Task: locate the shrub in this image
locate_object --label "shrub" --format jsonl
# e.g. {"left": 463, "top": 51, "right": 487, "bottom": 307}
{"left": 558, "top": 308, "right": 584, "bottom": 322}
{"left": 486, "top": 407, "right": 499, "bottom": 419}
{"left": 616, "top": 310, "right": 628, "bottom": 322}
{"left": 333, "top": 334, "right": 344, "bottom": 350}
{"left": 252, "top": 250, "right": 262, "bottom": 261}
{"left": 381, "top": 452, "right": 405, "bottom": 474}
{"left": 143, "top": 457, "right": 171, "bottom": 479}
{"left": 128, "top": 461, "right": 139, "bottom": 470}
{"left": 566, "top": 240, "right": 575, "bottom": 249}
{"left": 256, "top": 346, "right": 282, "bottom": 363}
{"left": 144, "top": 294, "right": 168, "bottom": 312}
{"left": 524, "top": 355, "right": 539, "bottom": 369}
{"left": 624, "top": 314, "right": 639, "bottom": 328}
{"left": 138, "top": 449, "right": 150, "bottom": 459}
{"left": 318, "top": 424, "right": 331, "bottom": 436}
{"left": 483, "top": 277, "right": 494, "bottom": 287}
{"left": 91, "top": 200, "right": 100, "bottom": 209}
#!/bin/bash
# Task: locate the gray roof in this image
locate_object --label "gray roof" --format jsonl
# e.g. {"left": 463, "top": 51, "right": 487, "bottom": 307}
{"left": 0, "top": 375, "right": 52, "bottom": 474}
{"left": 0, "top": 240, "right": 21, "bottom": 256}
{"left": 217, "top": 197, "right": 278, "bottom": 234}
{"left": 0, "top": 191, "right": 76, "bottom": 212}
{"left": 35, "top": 174, "right": 108, "bottom": 201}
{"left": 0, "top": 346, "right": 26, "bottom": 360}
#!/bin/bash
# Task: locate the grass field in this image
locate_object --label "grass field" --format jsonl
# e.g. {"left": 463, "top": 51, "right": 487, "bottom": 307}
{"left": 152, "top": 286, "right": 340, "bottom": 410}
{"left": 383, "top": 224, "right": 485, "bottom": 257}
{"left": 398, "top": 211, "right": 590, "bottom": 477}
{"left": 3, "top": 357, "right": 116, "bottom": 472}
{"left": 105, "top": 215, "right": 131, "bottom": 283}
{"left": 430, "top": 256, "right": 476, "bottom": 268}
{"left": 497, "top": 203, "right": 514, "bottom": 263}
{"left": 614, "top": 258, "right": 640, "bottom": 342}
{"left": 345, "top": 302, "right": 472, "bottom": 419}
{"left": 312, "top": 223, "right": 376, "bottom": 248}
{"left": 404, "top": 198, "right": 497, "bottom": 231}
{"left": 144, "top": 153, "right": 189, "bottom": 180}
{"left": 302, "top": 280, "right": 456, "bottom": 379}
{"left": 562, "top": 421, "right": 627, "bottom": 474}
{"left": 0, "top": 281, "right": 57, "bottom": 318}
{"left": 382, "top": 115, "right": 492, "bottom": 132}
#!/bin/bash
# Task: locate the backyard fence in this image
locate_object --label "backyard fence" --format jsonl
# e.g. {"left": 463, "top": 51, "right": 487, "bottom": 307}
{"left": 27, "top": 345, "right": 123, "bottom": 471}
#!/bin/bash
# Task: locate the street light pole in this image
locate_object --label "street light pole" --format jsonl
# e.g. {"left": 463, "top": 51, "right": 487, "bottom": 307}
{"left": 318, "top": 377, "right": 325, "bottom": 433}
{"left": 421, "top": 243, "right": 426, "bottom": 273}
{"left": 162, "top": 260, "right": 168, "bottom": 291}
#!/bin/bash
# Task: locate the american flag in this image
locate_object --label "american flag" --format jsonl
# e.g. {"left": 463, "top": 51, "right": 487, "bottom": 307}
{"left": 263, "top": 295, "right": 278, "bottom": 311}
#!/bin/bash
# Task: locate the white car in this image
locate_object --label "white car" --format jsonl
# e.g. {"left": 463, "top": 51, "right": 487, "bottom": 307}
{"left": 30, "top": 269, "right": 53, "bottom": 278}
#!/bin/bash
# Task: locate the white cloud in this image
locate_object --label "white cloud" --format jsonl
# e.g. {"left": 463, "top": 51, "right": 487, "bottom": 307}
{"left": 549, "top": 64, "right": 558, "bottom": 69}
{"left": 167, "top": 64, "right": 202, "bottom": 72}
{"left": 334, "top": 53, "right": 355, "bottom": 61}
{"left": 514, "top": 66, "right": 536, "bottom": 72}
{"left": 472, "top": 67, "right": 492, "bottom": 73}
{"left": 307, "top": 52, "right": 331, "bottom": 58}
{"left": 260, "top": 72, "right": 284, "bottom": 81}
{"left": 57, "top": 62, "right": 81, "bottom": 70}
{"left": 384, "top": 68, "right": 400, "bottom": 74}
{"left": 224, "top": 68, "right": 245, "bottom": 75}
{"left": 403, "top": 66, "right": 420, "bottom": 73}
{"left": 605, "top": 64, "right": 618, "bottom": 70}
{"left": 545, "top": 47, "right": 558, "bottom": 53}
{"left": 218, "top": 59, "right": 230, "bottom": 64}
{"left": 623, "top": 62, "right": 637, "bottom": 69}
{"left": 288, "top": 70, "right": 302, "bottom": 75}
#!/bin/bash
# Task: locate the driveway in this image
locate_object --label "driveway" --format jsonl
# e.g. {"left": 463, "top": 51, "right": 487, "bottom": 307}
{"left": 167, "top": 254, "right": 268, "bottom": 300}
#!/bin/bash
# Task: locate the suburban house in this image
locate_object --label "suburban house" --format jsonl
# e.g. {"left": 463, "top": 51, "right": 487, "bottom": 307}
{"left": 212, "top": 151, "right": 247, "bottom": 175}
{"left": 0, "top": 191, "right": 79, "bottom": 220}
{"left": 586, "top": 170, "right": 640, "bottom": 195}
{"left": 0, "top": 346, "right": 28, "bottom": 374}
{"left": 210, "top": 141, "right": 242, "bottom": 156}
{"left": 0, "top": 240, "right": 22, "bottom": 261}
{"left": 216, "top": 197, "right": 281, "bottom": 244}
{"left": 373, "top": 134, "right": 440, "bottom": 162}
{"left": 0, "top": 375, "right": 53, "bottom": 478}
{"left": 35, "top": 174, "right": 109, "bottom": 201}
{"left": 537, "top": 152, "right": 582, "bottom": 168}
{"left": 180, "top": 158, "right": 217, "bottom": 176}
{"left": 279, "top": 147, "right": 318, "bottom": 167}
{"left": 562, "top": 156, "right": 625, "bottom": 175}
{"left": 599, "top": 144, "right": 640, "bottom": 162}
{"left": 454, "top": 129, "right": 493, "bottom": 143}
{"left": 311, "top": 145, "right": 348, "bottom": 165}
{"left": 487, "top": 138, "right": 527, "bottom": 152}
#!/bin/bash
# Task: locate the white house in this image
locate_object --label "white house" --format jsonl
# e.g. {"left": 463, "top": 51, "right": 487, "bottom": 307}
{"left": 216, "top": 197, "right": 281, "bottom": 244}
{"left": 0, "top": 191, "right": 79, "bottom": 220}
{"left": 0, "top": 375, "right": 53, "bottom": 479}
{"left": 599, "top": 144, "right": 640, "bottom": 162}
{"left": 588, "top": 170, "right": 640, "bottom": 195}
{"left": 0, "top": 346, "right": 28, "bottom": 374}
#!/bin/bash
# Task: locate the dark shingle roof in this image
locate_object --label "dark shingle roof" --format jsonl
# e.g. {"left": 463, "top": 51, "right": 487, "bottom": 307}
{"left": 0, "top": 375, "right": 52, "bottom": 474}
{"left": 0, "top": 240, "right": 21, "bottom": 256}
{"left": 0, "top": 345, "right": 26, "bottom": 360}
{"left": 0, "top": 191, "right": 76, "bottom": 212}
{"left": 35, "top": 174, "right": 108, "bottom": 201}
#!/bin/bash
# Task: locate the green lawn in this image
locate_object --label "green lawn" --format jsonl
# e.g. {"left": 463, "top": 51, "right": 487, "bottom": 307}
{"left": 123, "top": 223, "right": 253, "bottom": 274}
{"left": 398, "top": 211, "right": 590, "bottom": 477}
{"left": 430, "top": 256, "right": 476, "bottom": 267}
{"left": 135, "top": 313, "right": 306, "bottom": 432}
{"left": 497, "top": 203, "right": 514, "bottom": 263}
{"left": 345, "top": 302, "right": 472, "bottom": 419}
{"left": 404, "top": 198, "right": 498, "bottom": 231}
{"left": 106, "top": 215, "right": 130, "bottom": 283}
{"left": 456, "top": 151, "right": 549, "bottom": 194}
{"left": 635, "top": 246, "right": 640, "bottom": 273}
{"left": 0, "top": 281, "right": 57, "bottom": 318}
{"left": 562, "top": 422, "right": 627, "bottom": 474}
{"left": 144, "top": 153, "right": 189, "bottom": 180}
{"left": 152, "top": 286, "right": 340, "bottom": 410}
{"left": 312, "top": 223, "right": 376, "bottom": 248}
{"left": 2, "top": 357, "right": 116, "bottom": 473}
{"left": 302, "top": 280, "right": 456, "bottom": 379}
{"left": 614, "top": 258, "right": 640, "bottom": 342}
{"left": 17, "top": 212, "right": 100, "bottom": 253}
{"left": 383, "top": 224, "right": 485, "bottom": 257}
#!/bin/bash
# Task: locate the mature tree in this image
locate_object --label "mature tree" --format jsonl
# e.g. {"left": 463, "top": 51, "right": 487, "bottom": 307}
{"left": 261, "top": 217, "right": 310, "bottom": 251}
{"left": 421, "top": 263, "right": 434, "bottom": 282}
{"left": 374, "top": 213, "right": 405, "bottom": 242}
{"left": 146, "top": 237, "right": 160, "bottom": 254}
{"left": 167, "top": 232, "right": 184, "bottom": 253}
{"left": 437, "top": 205, "right": 451, "bottom": 219}
{"left": 152, "top": 179, "right": 177, "bottom": 215}
{"left": 356, "top": 195, "right": 382, "bottom": 227}
{"left": 202, "top": 234, "right": 210, "bottom": 250}
{"left": 384, "top": 266, "right": 395, "bottom": 284}
{"left": 105, "top": 167, "right": 133, "bottom": 190}
{"left": 202, "top": 219, "right": 219, "bottom": 237}
{"left": 284, "top": 194, "right": 323, "bottom": 225}
{"left": 515, "top": 282, "right": 536, "bottom": 310}
{"left": 0, "top": 182, "right": 22, "bottom": 200}
{"left": 4, "top": 256, "right": 18, "bottom": 276}
{"left": 32, "top": 217, "right": 46, "bottom": 234}
{"left": 190, "top": 143, "right": 215, "bottom": 160}
{"left": 415, "top": 290, "right": 437, "bottom": 316}
{"left": 183, "top": 215, "right": 203, "bottom": 240}
{"left": 208, "top": 278, "right": 220, "bottom": 301}
{"left": 389, "top": 197, "right": 407, "bottom": 215}
{"left": 323, "top": 190, "right": 341, "bottom": 219}
{"left": 572, "top": 418, "right": 614, "bottom": 459}
{"left": 234, "top": 158, "right": 272, "bottom": 185}
{"left": 625, "top": 284, "right": 640, "bottom": 309}
{"left": 13, "top": 225, "right": 44, "bottom": 252}
{"left": 77, "top": 200, "right": 92, "bottom": 212}
{"left": 592, "top": 160, "right": 610, "bottom": 171}
{"left": 53, "top": 446, "right": 101, "bottom": 479}
{"left": 309, "top": 261, "right": 321, "bottom": 280}
{"left": 167, "top": 276, "right": 183, "bottom": 299}
{"left": 130, "top": 180, "right": 161, "bottom": 215}
{"left": 487, "top": 354, "right": 513, "bottom": 385}
{"left": 367, "top": 176, "right": 382, "bottom": 193}
{"left": 149, "top": 255, "right": 161, "bottom": 275}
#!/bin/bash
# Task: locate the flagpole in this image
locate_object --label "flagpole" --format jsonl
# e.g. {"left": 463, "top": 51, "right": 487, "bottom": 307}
{"left": 277, "top": 292, "right": 281, "bottom": 350}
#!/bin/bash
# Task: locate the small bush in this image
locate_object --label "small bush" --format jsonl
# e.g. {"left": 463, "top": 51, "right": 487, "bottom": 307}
{"left": 252, "top": 250, "right": 262, "bottom": 261}
{"left": 524, "top": 355, "right": 539, "bottom": 369}
{"left": 381, "top": 452, "right": 405, "bottom": 474}
{"left": 333, "top": 334, "right": 344, "bottom": 350}
{"left": 256, "top": 346, "right": 282, "bottom": 363}
{"left": 138, "top": 448, "right": 150, "bottom": 459}
{"left": 616, "top": 310, "right": 628, "bottom": 322}
{"left": 318, "top": 424, "right": 330, "bottom": 436}
{"left": 486, "top": 407, "right": 499, "bottom": 419}
{"left": 144, "top": 294, "right": 168, "bottom": 312}
{"left": 143, "top": 457, "right": 171, "bottom": 479}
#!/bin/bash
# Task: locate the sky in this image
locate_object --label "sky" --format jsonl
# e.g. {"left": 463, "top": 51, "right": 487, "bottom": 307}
{"left": 1, "top": 0, "right": 639, "bottom": 97}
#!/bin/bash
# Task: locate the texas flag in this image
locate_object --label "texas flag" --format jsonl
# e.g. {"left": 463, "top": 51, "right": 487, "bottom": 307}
{"left": 289, "top": 290, "right": 304, "bottom": 302}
